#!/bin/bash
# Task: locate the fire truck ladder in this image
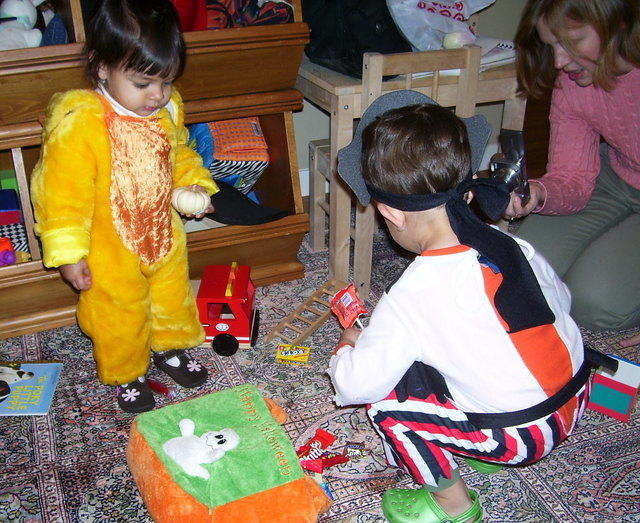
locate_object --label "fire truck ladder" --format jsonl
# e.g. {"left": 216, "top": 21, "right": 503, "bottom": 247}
{"left": 264, "top": 279, "right": 347, "bottom": 345}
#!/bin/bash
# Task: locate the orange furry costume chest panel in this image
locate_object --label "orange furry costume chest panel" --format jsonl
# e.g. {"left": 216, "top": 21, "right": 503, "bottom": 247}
{"left": 106, "top": 112, "right": 173, "bottom": 265}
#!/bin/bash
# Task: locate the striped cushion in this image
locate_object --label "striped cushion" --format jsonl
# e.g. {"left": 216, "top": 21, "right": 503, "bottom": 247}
{"left": 209, "top": 159, "right": 268, "bottom": 193}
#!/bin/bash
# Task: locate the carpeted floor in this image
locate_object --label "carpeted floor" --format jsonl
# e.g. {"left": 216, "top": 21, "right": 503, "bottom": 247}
{"left": 1, "top": 230, "right": 640, "bottom": 522}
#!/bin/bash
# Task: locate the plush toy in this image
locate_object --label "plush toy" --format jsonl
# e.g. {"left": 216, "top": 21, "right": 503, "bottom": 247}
{"left": 127, "top": 384, "right": 332, "bottom": 522}
{"left": 162, "top": 419, "right": 240, "bottom": 480}
{"left": 0, "top": 0, "right": 45, "bottom": 51}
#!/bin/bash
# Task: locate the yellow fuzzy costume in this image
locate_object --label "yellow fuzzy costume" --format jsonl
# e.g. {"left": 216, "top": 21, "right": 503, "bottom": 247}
{"left": 31, "top": 89, "right": 218, "bottom": 385}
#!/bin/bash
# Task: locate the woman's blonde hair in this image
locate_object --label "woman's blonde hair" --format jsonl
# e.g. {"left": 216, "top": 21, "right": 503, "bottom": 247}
{"left": 515, "top": 0, "right": 640, "bottom": 98}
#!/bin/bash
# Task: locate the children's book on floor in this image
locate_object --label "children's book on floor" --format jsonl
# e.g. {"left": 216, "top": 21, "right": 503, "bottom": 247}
{"left": 0, "top": 361, "right": 63, "bottom": 416}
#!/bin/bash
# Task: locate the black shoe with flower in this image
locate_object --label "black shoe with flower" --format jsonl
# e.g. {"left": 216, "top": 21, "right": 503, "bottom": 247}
{"left": 116, "top": 377, "right": 155, "bottom": 413}
{"left": 153, "top": 349, "right": 208, "bottom": 388}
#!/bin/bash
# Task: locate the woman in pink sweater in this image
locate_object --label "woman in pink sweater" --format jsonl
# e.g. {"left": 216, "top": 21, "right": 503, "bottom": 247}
{"left": 507, "top": 0, "right": 640, "bottom": 335}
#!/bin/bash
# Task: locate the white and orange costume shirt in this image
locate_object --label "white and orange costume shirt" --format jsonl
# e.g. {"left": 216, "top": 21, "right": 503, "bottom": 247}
{"left": 328, "top": 236, "right": 584, "bottom": 433}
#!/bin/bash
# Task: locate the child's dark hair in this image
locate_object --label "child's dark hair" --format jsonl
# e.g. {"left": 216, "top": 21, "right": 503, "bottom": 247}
{"left": 361, "top": 104, "right": 471, "bottom": 196}
{"left": 84, "top": 0, "right": 186, "bottom": 88}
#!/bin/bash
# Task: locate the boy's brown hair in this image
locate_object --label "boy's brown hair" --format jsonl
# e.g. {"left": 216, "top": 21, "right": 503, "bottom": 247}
{"left": 515, "top": 0, "right": 640, "bottom": 97}
{"left": 361, "top": 104, "right": 471, "bottom": 197}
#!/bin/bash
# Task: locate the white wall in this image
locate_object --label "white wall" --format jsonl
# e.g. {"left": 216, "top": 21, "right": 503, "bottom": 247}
{"left": 292, "top": 0, "right": 527, "bottom": 195}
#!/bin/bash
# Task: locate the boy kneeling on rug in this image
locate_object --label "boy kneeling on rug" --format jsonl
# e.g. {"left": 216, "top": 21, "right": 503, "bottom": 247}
{"left": 327, "top": 91, "right": 592, "bottom": 522}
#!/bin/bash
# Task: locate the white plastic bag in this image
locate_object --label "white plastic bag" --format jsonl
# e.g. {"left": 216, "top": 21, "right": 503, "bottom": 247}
{"left": 387, "top": 0, "right": 497, "bottom": 51}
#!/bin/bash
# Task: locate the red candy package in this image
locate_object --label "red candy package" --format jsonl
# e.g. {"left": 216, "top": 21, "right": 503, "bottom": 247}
{"left": 296, "top": 429, "right": 350, "bottom": 473}
{"left": 331, "top": 284, "right": 367, "bottom": 329}
{"left": 296, "top": 429, "right": 336, "bottom": 459}
{"left": 300, "top": 451, "right": 350, "bottom": 473}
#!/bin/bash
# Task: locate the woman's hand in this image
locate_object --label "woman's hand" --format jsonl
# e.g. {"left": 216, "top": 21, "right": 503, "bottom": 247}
{"left": 183, "top": 184, "right": 215, "bottom": 219}
{"left": 60, "top": 260, "right": 92, "bottom": 291}
{"left": 503, "top": 182, "right": 545, "bottom": 220}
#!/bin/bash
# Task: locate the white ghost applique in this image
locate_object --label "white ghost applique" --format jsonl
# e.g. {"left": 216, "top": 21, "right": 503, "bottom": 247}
{"left": 162, "top": 418, "right": 240, "bottom": 480}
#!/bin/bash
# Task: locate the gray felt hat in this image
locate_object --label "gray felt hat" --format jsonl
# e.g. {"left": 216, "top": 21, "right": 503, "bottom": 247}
{"left": 337, "top": 90, "right": 492, "bottom": 206}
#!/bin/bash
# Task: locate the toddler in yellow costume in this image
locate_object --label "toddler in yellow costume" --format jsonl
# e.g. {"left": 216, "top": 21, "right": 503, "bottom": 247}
{"left": 31, "top": 0, "right": 218, "bottom": 413}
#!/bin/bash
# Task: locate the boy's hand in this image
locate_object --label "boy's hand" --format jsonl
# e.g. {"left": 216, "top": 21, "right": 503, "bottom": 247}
{"left": 60, "top": 260, "right": 92, "bottom": 291}
{"left": 182, "top": 184, "right": 214, "bottom": 219}
{"left": 332, "top": 327, "right": 361, "bottom": 355}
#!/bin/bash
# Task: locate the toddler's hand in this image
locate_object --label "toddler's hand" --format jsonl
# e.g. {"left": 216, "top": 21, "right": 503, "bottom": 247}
{"left": 60, "top": 260, "right": 92, "bottom": 291}
{"left": 184, "top": 184, "right": 214, "bottom": 219}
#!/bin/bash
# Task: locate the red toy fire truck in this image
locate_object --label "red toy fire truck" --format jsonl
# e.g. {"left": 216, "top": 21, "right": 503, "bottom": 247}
{"left": 196, "top": 263, "right": 259, "bottom": 356}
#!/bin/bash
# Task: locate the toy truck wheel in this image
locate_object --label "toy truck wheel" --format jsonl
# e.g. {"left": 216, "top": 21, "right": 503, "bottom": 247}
{"left": 250, "top": 309, "right": 260, "bottom": 347}
{"left": 212, "top": 334, "right": 239, "bottom": 357}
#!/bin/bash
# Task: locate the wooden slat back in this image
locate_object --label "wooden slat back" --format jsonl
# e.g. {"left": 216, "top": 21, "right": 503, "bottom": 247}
{"left": 362, "top": 45, "right": 482, "bottom": 118}
{"left": 10, "top": 147, "right": 40, "bottom": 260}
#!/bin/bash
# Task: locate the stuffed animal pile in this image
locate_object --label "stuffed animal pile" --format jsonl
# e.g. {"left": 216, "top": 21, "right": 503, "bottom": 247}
{"left": 0, "top": 0, "right": 45, "bottom": 51}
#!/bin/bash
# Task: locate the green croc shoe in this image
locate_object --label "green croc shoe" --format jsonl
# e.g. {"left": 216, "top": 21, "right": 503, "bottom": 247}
{"left": 382, "top": 488, "right": 482, "bottom": 523}
{"left": 463, "top": 457, "right": 504, "bottom": 474}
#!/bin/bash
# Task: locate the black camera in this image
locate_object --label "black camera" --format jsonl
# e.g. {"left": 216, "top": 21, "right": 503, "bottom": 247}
{"left": 489, "top": 129, "right": 530, "bottom": 204}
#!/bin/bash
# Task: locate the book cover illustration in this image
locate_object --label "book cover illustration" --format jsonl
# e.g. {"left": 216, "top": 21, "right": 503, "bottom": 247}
{"left": 0, "top": 361, "right": 63, "bottom": 416}
{"left": 587, "top": 355, "right": 640, "bottom": 422}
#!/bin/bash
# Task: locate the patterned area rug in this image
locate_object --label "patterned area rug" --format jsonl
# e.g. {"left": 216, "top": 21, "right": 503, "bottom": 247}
{"left": 1, "top": 230, "right": 640, "bottom": 522}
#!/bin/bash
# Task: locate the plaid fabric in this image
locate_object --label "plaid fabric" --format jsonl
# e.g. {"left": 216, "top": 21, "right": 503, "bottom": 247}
{"left": 0, "top": 222, "right": 28, "bottom": 252}
{"left": 367, "top": 384, "right": 590, "bottom": 487}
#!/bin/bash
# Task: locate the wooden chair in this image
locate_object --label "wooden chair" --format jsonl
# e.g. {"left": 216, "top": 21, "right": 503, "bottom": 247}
{"left": 308, "top": 137, "right": 331, "bottom": 252}
{"left": 308, "top": 45, "right": 483, "bottom": 298}
{"left": 352, "top": 45, "right": 482, "bottom": 297}
{"left": 308, "top": 46, "right": 483, "bottom": 265}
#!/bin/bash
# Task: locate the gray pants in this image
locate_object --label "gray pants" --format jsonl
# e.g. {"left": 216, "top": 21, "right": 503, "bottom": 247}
{"left": 517, "top": 145, "right": 640, "bottom": 331}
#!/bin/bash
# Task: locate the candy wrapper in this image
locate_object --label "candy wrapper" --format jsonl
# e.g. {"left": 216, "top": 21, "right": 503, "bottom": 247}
{"left": 308, "top": 472, "right": 335, "bottom": 500}
{"left": 296, "top": 429, "right": 336, "bottom": 459}
{"left": 300, "top": 452, "right": 349, "bottom": 473}
{"left": 275, "top": 344, "right": 311, "bottom": 365}
{"left": 344, "top": 441, "right": 368, "bottom": 461}
{"left": 147, "top": 378, "right": 177, "bottom": 399}
{"left": 331, "top": 284, "right": 367, "bottom": 329}
{"left": 297, "top": 429, "right": 350, "bottom": 473}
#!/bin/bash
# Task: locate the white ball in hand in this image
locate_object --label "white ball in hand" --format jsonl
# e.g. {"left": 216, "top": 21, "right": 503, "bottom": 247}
{"left": 171, "top": 187, "right": 209, "bottom": 215}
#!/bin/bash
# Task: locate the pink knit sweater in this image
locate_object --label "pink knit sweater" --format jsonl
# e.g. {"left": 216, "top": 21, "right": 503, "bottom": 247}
{"left": 535, "top": 67, "right": 640, "bottom": 214}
